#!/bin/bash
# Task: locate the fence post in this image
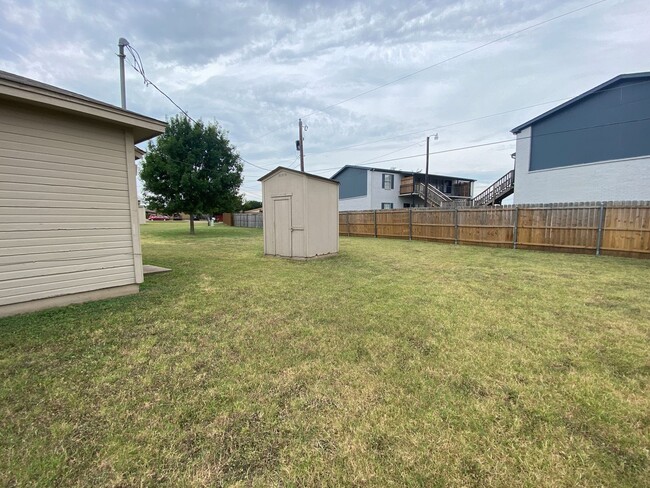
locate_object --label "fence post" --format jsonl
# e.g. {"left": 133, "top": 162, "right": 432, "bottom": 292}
{"left": 513, "top": 207, "right": 519, "bottom": 249}
{"left": 408, "top": 208, "right": 412, "bottom": 241}
{"left": 347, "top": 213, "right": 351, "bottom": 237}
{"left": 374, "top": 210, "right": 378, "bottom": 238}
{"left": 454, "top": 208, "right": 459, "bottom": 245}
{"left": 596, "top": 202, "right": 605, "bottom": 256}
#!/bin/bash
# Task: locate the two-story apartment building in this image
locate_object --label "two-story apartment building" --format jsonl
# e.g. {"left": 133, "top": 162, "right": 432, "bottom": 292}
{"left": 331, "top": 165, "right": 474, "bottom": 211}
{"left": 511, "top": 72, "right": 650, "bottom": 204}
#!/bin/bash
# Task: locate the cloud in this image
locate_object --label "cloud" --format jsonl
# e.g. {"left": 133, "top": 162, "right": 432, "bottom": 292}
{"left": 1, "top": 0, "right": 647, "bottom": 201}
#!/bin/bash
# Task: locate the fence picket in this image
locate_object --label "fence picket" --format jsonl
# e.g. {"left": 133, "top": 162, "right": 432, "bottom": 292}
{"left": 339, "top": 202, "right": 650, "bottom": 259}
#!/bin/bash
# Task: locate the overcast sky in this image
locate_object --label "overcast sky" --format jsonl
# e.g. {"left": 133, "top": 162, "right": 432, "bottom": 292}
{"left": 1, "top": 0, "right": 649, "bottom": 201}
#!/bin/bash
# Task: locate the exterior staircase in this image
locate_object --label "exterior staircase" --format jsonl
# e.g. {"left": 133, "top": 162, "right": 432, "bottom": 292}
{"left": 471, "top": 170, "right": 515, "bottom": 206}
{"left": 414, "top": 182, "right": 452, "bottom": 207}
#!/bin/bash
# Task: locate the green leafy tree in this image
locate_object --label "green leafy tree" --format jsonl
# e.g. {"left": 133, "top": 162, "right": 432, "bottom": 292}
{"left": 141, "top": 116, "right": 243, "bottom": 234}
{"left": 242, "top": 200, "right": 263, "bottom": 211}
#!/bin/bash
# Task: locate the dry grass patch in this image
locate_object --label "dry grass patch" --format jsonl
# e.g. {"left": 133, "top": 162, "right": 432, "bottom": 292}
{"left": 1, "top": 222, "right": 649, "bottom": 486}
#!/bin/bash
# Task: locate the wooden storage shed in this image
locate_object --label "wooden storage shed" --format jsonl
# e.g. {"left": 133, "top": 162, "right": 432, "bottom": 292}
{"left": 259, "top": 167, "right": 339, "bottom": 259}
{"left": 0, "top": 70, "right": 166, "bottom": 317}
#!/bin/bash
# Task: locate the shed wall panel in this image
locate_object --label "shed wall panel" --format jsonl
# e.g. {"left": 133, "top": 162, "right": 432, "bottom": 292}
{"left": 0, "top": 102, "right": 138, "bottom": 307}
{"left": 262, "top": 168, "right": 338, "bottom": 258}
{"left": 306, "top": 179, "right": 339, "bottom": 256}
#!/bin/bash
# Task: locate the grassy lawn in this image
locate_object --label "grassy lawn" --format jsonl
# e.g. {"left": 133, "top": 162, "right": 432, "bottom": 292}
{"left": 1, "top": 222, "right": 649, "bottom": 487}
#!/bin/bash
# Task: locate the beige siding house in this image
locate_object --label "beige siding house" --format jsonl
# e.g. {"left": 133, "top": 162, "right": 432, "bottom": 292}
{"left": 0, "top": 71, "right": 165, "bottom": 317}
{"left": 259, "top": 167, "right": 339, "bottom": 259}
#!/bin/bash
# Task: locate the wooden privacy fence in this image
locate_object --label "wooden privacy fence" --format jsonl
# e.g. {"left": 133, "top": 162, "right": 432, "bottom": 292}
{"left": 339, "top": 202, "right": 650, "bottom": 259}
{"left": 232, "top": 212, "right": 263, "bottom": 228}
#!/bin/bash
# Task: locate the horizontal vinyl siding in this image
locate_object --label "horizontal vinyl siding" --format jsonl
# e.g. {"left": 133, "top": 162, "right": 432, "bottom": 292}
{"left": 0, "top": 255, "right": 135, "bottom": 281}
{"left": 0, "top": 181, "right": 130, "bottom": 198}
{"left": 0, "top": 221, "right": 132, "bottom": 232}
{"left": 0, "top": 101, "right": 136, "bottom": 306}
{"left": 0, "top": 247, "right": 135, "bottom": 267}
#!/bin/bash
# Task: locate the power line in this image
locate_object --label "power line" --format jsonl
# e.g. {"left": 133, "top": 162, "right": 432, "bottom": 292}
{"left": 309, "top": 81, "right": 650, "bottom": 164}
{"left": 241, "top": 187, "right": 263, "bottom": 196}
{"left": 126, "top": 43, "right": 281, "bottom": 176}
{"left": 125, "top": 43, "right": 296, "bottom": 177}
{"left": 125, "top": 44, "right": 197, "bottom": 123}
{"left": 308, "top": 115, "right": 650, "bottom": 174}
{"left": 245, "top": 76, "right": 650, "bottom": 174}
{"left": 303, "top": 0, "right": 610, "bottom": 117}
{"left": 288, "top": 155, "right": 300, "bottom": 169}
{"left": 258, "top": 0, "right": 610, "bottom": 138}
{"left": 245, "top": 82, "right": 650, "bottom": 175}
{"left": 238, "top": 156, "right": 272, "bottom": 172}
{"left": 306, "top": 97, "right": 575, "bottom": 156}
{"left": 353, "top": 140, "right": 424, "bottom": 166}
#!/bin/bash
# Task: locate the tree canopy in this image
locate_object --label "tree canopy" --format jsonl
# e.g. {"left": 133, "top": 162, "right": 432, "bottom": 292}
{"left": 241, "top": 200, "right": 263, "bottom": 211}
{"left": 140, "top": 116, "right": 243, "bottom": 233}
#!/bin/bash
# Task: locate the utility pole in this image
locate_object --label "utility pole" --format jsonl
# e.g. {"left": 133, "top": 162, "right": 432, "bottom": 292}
{"left": 298, "top": 118, "right": 305, "bottom": 172}
{"left": 423, "top": 135, "right": 430, "bottom": 207}
{"left": 118, "top": 38, "right": 130, "bottom": 109}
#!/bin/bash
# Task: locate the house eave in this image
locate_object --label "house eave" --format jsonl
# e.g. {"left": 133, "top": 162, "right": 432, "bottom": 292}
{"left": 511, "top": 71, "right": 650, "bottom": 134}
{"left": 331, "top": 164, "right": 476, "bottom": 182}
{"left": 0, "top": 71, "right": 166, "bottom": 143}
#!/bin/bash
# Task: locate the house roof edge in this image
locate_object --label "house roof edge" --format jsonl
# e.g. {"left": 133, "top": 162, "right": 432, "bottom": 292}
{"left": 511, "top": 71, "right": 650, "bottom": 134}
{"left": 258, "top": 166, "right": 340, "bottom": 184}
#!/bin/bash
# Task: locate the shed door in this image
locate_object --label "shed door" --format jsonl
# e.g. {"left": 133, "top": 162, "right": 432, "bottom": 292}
{"left": 273, "top": 197, "right": 292, "bottom": 257}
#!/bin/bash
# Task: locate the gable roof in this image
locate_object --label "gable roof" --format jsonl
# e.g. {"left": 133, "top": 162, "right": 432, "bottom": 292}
{"left": 258, "top": 166, "right": 340, "bottom": 185}
{"left": 330, "top": 164, "right": 475, "bottom": 182}
{"left": 511, "top": 72, "right": 650, "bottom": 134}
{"left": 0, "top": 70, "right": 166, "bottom": 143}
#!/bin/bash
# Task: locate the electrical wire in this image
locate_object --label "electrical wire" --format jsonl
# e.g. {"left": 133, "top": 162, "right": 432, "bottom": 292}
{"left": 306, "top": 97, "right": 582, "bottom": 156}
{"left": 352, "top": 140, "right": 424, "bottom": 166}
{"left": 238, "top": 156, "right": 274, "bottom": 172}
{"left": 250, "top": 78, "right": 650, "bottom": 172}
{"left": 123, "top": 0, "right": 626, "bottom": 183}
{"left": 257, "top": 0, "right": 610, "bottom": 138}
{"left": 301, "top": 0, "right": 610, "bottom": 119}
{"left": 125, "top": 44, "right": 197, "bottom": 123}
{"left": 307, "top": 115, "right": 650, "bottom": 174}
{"left": 257, "top": 78, "right": 650, "bottom": 174}
{"left": 288, "top": 155, "right": 300, "bottom": 169}
{"left": 240, "top": 186, "right": 263, "bottom": 197}
{"left": 125, "top": 43, "right": 276, "bottom": 176}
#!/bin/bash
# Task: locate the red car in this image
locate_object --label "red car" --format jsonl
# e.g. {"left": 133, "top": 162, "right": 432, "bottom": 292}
{"left": 147, "top": 214, "right": 170, "bottom": 221}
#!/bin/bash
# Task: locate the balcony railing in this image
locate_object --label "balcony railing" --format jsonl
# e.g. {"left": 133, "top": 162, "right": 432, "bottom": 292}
{"left": 399, "top": 176, "right": 415, "bottom": 195}
{"left": 471, "top": 170, "right": 515, "bottom": 206}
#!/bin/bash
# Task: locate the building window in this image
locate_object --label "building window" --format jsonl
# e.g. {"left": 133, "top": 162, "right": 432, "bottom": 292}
{"left": 381, "top": 203, "right": 394, "bottom": 209}
{"left": 403, "top": 203, "right": 411, "bottom": 208}
{"left": 382, "top": 173, "right": 394, "bottom": 190}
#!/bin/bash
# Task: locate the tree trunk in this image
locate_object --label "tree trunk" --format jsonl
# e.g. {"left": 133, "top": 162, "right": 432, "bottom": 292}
{"left": 189, "top": 214, "right": 195, "bottom": 235}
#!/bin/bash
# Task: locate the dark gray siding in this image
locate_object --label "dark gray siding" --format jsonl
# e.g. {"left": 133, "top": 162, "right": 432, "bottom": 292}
{"left": 333, "top": 167, "right": 367, "bottom": 198}
{"left": 530, "top": 78, "right": 650, "bottom": 171}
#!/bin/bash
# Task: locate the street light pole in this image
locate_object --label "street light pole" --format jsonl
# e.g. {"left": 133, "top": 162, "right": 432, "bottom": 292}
{"left": 423, "top": 135, "right": 430, "bottom": 207}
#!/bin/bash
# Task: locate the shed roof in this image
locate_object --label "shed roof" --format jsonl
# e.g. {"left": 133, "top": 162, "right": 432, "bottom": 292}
{"left": 0, "top": 70, "right": 166, "bottom": 143}
{"left": 330, "top": 164, "right": 476, "bottom": 182}
{"left": 511, "top": 72, "right": 650, "bottom": 134}
{"left": 258, "top": 166, "right": 340, "bottom": 184}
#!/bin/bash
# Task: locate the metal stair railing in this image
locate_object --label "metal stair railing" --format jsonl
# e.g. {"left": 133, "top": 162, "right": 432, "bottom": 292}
{"left": 414, "top": 182, "right": 452, "bottom": 207}
{"left": 472, "top": 170, "right": 515, "bottom": 206}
